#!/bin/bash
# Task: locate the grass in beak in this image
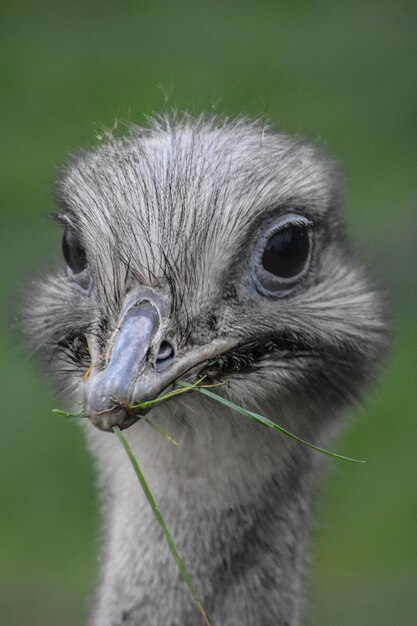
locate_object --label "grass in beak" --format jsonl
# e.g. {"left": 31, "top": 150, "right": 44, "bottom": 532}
{"left": 176, "top": 380, "right": 364, "bottom": 464}
{"left": 126, "top": 376, "right": 224, "bottom": 413}
{"left": 112, "top": 425, "right": 212, "bottom": 626}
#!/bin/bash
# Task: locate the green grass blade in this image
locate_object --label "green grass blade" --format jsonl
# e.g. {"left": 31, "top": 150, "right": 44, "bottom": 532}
{"left": 112, "top": 426, "right": 212, "bottom": 626}
{"left": 131, "top": 376, "right": 209, "bottom": 412}
{"left": 145, "top": 418, "right": 178, "bottom": 446}
{"left": 176, "top": 382, "right": 364, "bottom": 464}
{"left": 52, "top": 409, "right": 86, "bottom": 419}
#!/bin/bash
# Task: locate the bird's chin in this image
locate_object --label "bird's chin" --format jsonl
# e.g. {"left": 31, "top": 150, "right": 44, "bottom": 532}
{"left": 84, "top": 362, "right": 210, "bottom": 433}
{"left": 86, "top": 405, "right": 149, "bottom": 432}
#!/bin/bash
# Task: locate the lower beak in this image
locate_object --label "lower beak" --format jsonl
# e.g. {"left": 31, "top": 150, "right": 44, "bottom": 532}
{"left": 84, "top": 291, "right": 238, "bottom": 431}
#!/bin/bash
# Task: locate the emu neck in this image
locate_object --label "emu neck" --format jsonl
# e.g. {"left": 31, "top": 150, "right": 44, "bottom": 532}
{"left": 87, "top": 407, "right": 320, "bottom": 626}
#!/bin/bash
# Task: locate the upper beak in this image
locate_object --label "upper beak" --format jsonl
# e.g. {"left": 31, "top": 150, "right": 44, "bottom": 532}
{"left": 84, "top": 289, "right": 238, "bottom": 431}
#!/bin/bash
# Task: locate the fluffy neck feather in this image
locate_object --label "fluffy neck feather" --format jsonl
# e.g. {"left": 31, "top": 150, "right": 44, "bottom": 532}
{"left": 86, "top": 401, "right": 324, "bottom": 626}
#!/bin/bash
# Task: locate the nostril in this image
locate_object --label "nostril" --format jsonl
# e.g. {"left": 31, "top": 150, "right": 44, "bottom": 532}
{"left": 155, "top": 340, "right": 175, "bottom": 369}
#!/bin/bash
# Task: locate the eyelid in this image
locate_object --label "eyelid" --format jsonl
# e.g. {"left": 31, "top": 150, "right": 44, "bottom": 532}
{"left": 261, "top": 213, "right": 312, "bottom": 239}
{"left": 51, "top": 213, "right": 80, "bottom": 235}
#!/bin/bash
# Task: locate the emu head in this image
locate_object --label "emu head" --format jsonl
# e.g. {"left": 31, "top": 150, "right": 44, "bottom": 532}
{"left": 27, "top": 116, "right": 384, "bottom": 438}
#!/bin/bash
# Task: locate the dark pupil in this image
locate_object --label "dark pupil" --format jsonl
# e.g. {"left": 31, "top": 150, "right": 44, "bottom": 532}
{"left": 262, "top": 225, "right": 310, "bottom": 279}
{"left": 62, "top": 228, "right": 87, "bottom": 274}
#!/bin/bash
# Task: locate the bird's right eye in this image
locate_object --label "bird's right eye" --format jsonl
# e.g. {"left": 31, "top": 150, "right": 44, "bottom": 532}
{"left": 62, "top": 228, "right": 88, "bottom": 275}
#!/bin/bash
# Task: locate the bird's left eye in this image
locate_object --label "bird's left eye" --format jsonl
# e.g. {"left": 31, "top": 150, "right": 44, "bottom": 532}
{"left": 62, "top": 228, "right": 88, "bottom": 275}
{"left": 254, "top": 214, "right": 312, "bottom": 294}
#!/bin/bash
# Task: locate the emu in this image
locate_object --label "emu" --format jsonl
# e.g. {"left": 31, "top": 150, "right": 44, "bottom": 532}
{"left": 26, "top": 114, "right": 385, "bottom": 626}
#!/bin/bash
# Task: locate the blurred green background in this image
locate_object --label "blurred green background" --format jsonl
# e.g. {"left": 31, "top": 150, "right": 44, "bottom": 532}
{"left": 0, "top": 1, "right": 416, "bottom": 624}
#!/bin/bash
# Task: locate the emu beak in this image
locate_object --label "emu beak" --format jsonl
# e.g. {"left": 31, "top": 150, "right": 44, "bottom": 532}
{"left": 84, "top": 290, "right": 238, "bottom": 431}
